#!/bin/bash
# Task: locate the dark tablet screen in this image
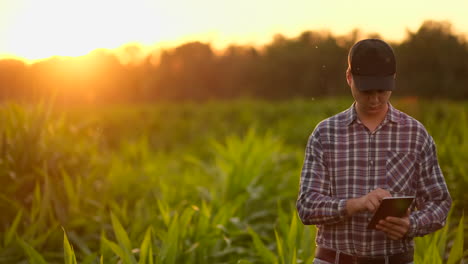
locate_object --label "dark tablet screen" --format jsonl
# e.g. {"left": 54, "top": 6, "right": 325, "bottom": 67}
{"left": 367, "top": 196, "right": 414, "bottom": 229}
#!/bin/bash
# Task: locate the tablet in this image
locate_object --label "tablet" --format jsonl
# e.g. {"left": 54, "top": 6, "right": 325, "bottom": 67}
{"left": 367, "top": 196, "right": 415, "bottom": 230}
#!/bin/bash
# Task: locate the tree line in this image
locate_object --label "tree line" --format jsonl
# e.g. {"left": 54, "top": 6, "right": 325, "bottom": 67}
{"left": 0, "top": 20, "right": 467, "bottom": 104}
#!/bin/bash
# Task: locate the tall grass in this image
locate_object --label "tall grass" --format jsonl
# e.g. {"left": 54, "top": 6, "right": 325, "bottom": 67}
{"left": 0, "top": 98, "right": 466, "bottom": 263}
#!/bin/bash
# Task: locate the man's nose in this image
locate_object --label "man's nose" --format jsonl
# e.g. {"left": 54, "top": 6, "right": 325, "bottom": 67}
{"left": 368, "top": 92, "right": 379, "bottom": 102}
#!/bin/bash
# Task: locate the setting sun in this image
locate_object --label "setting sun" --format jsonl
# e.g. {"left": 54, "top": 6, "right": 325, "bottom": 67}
{"left": 1, "top": 0, "right": 170, "bottom": 60}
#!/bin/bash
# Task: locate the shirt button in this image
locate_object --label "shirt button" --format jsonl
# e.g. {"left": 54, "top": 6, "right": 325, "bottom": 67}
{"left": 369, "top": 160, "right": 374, "bottom": 166}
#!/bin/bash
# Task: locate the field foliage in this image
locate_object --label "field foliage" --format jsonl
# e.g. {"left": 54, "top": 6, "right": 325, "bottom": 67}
{"left": 0, "top": 98, "right": 466, "bottom": 263}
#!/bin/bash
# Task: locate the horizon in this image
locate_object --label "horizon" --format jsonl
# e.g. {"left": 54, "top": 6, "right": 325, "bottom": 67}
{"left": 1, "top": 20, "right": 465, "bottom": 67}
{"left": 1, "top": 0, "right": 468, "bottom": 63}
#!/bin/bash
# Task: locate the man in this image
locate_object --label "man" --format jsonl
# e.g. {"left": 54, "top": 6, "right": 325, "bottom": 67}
{"left": 296, "top": 39, "right": 452, "bottom": 264}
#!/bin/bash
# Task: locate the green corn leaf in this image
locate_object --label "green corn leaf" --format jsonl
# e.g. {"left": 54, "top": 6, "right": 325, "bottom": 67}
{"left": 162, "top": 214, "right": 180, "bottom": 264}
{"left": 102, "top": 236, "right": 126, "bottom": 261}
{"left": 157, "top": 200, "right": 171, "bottom": 227}
{"left": 110, "top": 212, "right": 137, "bottom": 264}
{"left": 437, "top": 206, "right": 454, "bottom": 257}
{"left": 305, "top": 255, "right": 315, "bottom": 264}
{"left": 179, "top": 207, "right": 195, "bottom": 238}
{"left": 276, "top": 203, "right": 289, "bottom": 240}
{"left": 62, "top": 169, "right": 78, "bottom": 209}
{"left": 247, "top": 226, "right": 277, "bottom": 264}
{"left": 447, "top": 214, "right": 464, "bottom": 264}
{"left": 290, "top": 250, "right": 297, "bottom": 264}
{"left": 4, "top": 210, "right": 22, "bottom": 247}
{"left": 300, "top": 225, "right": 316, "bottom": 259}
{"left": 99, "top": 231, "right": 111, "bottom": 259}
{"left": 423, "top": 240, "right": 443, "bottom": 264}
{"left": 138, "top": 227, "right": 153, "bottom": 264}
{"left": 18, "top": 238, "right": 48, "bottom": 264}
{"left": 31, "top": 183, "right": 42, "bottom": 221}
{"left": 274, "top": 229, "right": 285, "bottom": 264}
{"left": 67, "top": 231, "right": 92, "bottom": 256}
{"left": 81, "top": 253, "right": 99, "bottom": 264}
{"left": 148, "top": 242, "right": 154, "bottom": 264}
{"left": 287, "top": 213, "right": 298, "bottom": 255}
{"left": 110, "top": 212, "right": 132, "bottom": 252}
{"left": 63, "top": 228, "right": 78, "bottom": 264}
{"left": 24, "top": 222, "right": 59, "bottom": 249}
{"left": 413, "top": 254, "right": 422, "bottom": 264}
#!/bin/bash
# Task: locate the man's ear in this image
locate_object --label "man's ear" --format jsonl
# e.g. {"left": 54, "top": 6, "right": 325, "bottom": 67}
{"left": 346, "top": 68, "right": 353, "bottom": 86}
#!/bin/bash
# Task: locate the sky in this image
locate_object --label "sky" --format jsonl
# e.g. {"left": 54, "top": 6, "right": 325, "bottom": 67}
{"left": 0, "top": 0, "right": 467, "bottom": 61}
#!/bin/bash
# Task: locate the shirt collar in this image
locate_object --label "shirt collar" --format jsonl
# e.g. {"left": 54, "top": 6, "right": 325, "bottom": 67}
{"left": 344, "top": 102, "right": 400, "bottom": 126}
{"left": 386, "top": 103, "right": 401, "bottom": 124}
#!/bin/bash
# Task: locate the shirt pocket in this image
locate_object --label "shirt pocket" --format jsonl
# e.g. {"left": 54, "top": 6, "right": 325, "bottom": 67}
{"left": 386, "top": 151, "right": 417, "bottom": 195}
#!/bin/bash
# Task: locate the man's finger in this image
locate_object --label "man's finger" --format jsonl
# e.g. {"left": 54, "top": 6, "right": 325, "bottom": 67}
{"left": 383, "top": 231, "right": 400, "bottom": 240}
{"left": 374, "top": 188, "right": 392, "bottom": 198}
{"left": 368, "top": 197, "right": 381, "bottom": 212}
{"left": 377, "top": 192, "right": 391, "bottom": 200}
{"left": 380, "top": 219, "right": 408, "bottom": 231}
{"left": 385, "top": 216, "right": 408, "bottom": 225}
{"left": 366, "top": 202, "right": 377, "bottom": 212}
{"left": 384, "top": 217, "right": 410, "bottom": 233}
{"left": 376, "top": 224, "right": 402, "bottom": 238}
{"left": 378, "top": 222, "right": 406, "bottom": 237}
{"left": 376, "top": 224, "right": 405, "bottom": 239}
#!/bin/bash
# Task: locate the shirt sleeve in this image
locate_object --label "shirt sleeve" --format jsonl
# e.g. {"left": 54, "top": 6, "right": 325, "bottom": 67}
{"left": 296, "top": 127, "right": 348, "bottom": 225}
{"left": 406, "top": 135, "right": 452, "bottom": 237}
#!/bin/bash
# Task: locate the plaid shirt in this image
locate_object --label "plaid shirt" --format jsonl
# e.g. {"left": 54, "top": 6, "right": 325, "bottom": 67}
{"left": 297, "top": 103, "right": 451, "bottom": 257}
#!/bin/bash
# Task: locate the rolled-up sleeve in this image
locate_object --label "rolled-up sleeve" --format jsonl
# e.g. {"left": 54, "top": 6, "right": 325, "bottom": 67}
{"left": 296, "top": 128, "right": 347, "bottom": 225}
{"left": 407, "top": 136, "right": 452, "bottom": 237}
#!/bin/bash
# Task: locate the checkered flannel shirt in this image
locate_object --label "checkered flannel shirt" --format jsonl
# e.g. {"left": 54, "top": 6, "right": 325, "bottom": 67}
{"left": 297, "top": 103, "right": 452, "bottom": 256}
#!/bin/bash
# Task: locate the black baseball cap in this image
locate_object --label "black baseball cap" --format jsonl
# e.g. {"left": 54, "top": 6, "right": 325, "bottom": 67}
{"left": 348, "top": 39, "right": 396, "bottom": 91}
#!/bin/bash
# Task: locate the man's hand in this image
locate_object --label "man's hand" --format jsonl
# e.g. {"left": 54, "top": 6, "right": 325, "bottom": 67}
{"left": 376, "top": 209, "right": 411, "bottom": 240}
{"left": 346, "top": 188, "right": 392, "bottom": 216}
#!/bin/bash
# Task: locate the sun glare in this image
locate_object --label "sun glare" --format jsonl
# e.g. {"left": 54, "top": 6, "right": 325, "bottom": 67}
{"left": 1, "top": 0, "right": 173, "bottom": 61}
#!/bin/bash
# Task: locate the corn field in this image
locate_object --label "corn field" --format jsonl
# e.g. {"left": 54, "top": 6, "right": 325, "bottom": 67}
{"left": 0, "top": 98, "right": 466, "bottom": 263}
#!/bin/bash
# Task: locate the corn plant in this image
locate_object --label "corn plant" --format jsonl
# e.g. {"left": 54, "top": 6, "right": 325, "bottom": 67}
{"left": 414, "top": 213, "right": 465, "bottom": 263}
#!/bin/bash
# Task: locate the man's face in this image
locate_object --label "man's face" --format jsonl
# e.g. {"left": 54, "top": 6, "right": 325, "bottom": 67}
{"left": 347, "top": 71, "right": 392, "bottom": 116}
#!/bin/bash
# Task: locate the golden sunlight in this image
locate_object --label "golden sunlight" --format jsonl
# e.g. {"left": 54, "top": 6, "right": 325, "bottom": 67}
{"left": 1, "top": 0, "right": 468, "bottom": 62}
{"left": 1, "top": 0, "right": 174, "bottom": 60}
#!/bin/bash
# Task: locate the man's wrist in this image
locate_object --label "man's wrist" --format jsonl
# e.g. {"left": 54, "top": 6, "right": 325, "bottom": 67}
{"left": 405, "top": 214, "right": 417, "bottom": 238}
{"left": 345, "top": 197, "right": 362, "bottom": 216}
{"left": 338, "top": 199, "right": 348, "bottom": 219}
